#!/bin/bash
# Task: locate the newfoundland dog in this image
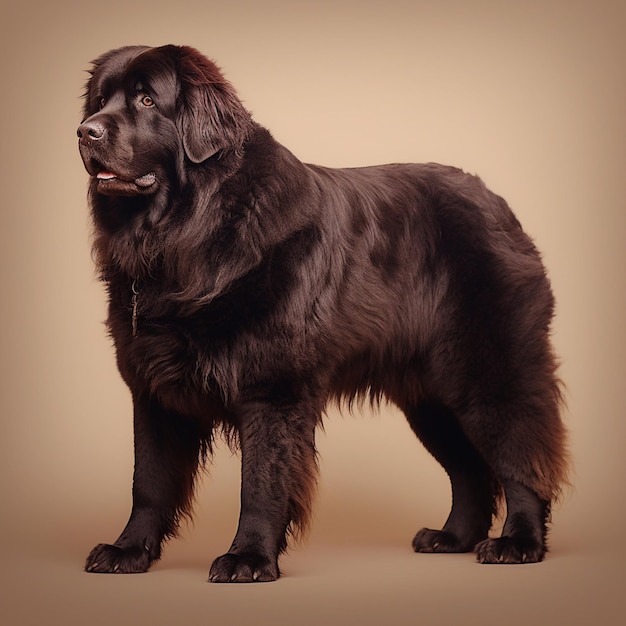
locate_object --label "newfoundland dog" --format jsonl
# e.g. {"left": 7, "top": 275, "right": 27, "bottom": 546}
{"left": 77, "top": 45, "right": 568, "bottom": 582}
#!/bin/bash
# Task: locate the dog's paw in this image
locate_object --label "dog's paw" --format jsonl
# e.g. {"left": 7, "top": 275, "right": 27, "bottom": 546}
{"left": 85, "top": 543, "right": 152, "bottom": 574}
{"left": 209, "top": 552, "right": 279, "bottom": 583}
{"left": 412, "top": 528, "right": 474, "bottom": 553}
{"left": 475, "top": 537, "right": 545, "bottom": 564}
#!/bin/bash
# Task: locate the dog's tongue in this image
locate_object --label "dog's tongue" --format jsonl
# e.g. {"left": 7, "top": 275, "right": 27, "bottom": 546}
{"left": 96, "top": 172, "right": 155, "bottom": 187}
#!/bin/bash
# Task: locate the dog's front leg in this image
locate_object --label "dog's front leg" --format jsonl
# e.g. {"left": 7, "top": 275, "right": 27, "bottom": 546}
{"left": 209, "top": 396, "right": 319, "bottom": 583}
{"left": 85, "top": 392, "right": 203, "bottom": 574}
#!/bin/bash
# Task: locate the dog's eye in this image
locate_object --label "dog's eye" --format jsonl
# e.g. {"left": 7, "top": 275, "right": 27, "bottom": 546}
{"left": 98, "top": 97, "right": 106, "bottom": 110}
{"left": 141, "top": 95, "right": 155, "bottom": 107}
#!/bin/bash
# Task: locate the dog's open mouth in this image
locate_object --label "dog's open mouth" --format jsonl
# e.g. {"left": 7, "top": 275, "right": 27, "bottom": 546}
{"left": 96, "top": 171, "right": 157, "bottom": 196}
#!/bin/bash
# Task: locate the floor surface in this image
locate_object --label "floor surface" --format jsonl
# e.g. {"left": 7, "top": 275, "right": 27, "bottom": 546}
{"left": 3, "top": 533, "right": 621, "bottom": 626}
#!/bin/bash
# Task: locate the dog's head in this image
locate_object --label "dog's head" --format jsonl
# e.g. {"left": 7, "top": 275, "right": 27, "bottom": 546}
{"left": 77, "top": 45, "right": 252, "bottom": 197}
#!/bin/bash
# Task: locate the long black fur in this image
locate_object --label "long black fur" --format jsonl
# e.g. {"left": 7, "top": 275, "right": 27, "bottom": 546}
{"left": 77, "top": 45, "right": 568, "bottom": 582}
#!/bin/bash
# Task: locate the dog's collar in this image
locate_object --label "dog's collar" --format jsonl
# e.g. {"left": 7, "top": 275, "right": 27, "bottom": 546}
{"left": 131, "top": 280, "right": 139, "bottom": 337}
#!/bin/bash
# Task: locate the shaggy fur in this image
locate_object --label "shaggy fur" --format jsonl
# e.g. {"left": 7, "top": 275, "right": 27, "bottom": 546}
{"left": 77, "top": 44, "right": 568, "bottom": 582}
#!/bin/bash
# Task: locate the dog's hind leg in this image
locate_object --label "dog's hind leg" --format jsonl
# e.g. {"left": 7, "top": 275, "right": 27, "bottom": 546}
{"left": 404, "top": 401, "right": 498, "bottom": 553}
{"left": 463, "top": 400, "right": 564, "bottom": 564}
{"left": 475, "top": 480, "right": 549, "bottom": 563}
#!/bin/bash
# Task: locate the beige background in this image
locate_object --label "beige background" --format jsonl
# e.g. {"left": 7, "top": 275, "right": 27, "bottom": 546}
{"left": 1, "top": 1, "right": 624, "bottom": 624}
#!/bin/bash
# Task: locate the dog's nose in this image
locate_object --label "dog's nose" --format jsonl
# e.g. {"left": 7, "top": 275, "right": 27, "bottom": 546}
{"left": 77, "top": 119, "right": 106, "bottom": 142}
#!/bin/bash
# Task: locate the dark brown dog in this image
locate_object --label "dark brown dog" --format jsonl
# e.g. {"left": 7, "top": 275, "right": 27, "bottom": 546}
{"left": 77, "top": 45, "right": 568, "bottom": 582}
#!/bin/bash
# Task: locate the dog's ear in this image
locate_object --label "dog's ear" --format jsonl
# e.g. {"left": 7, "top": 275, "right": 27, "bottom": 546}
{"left": 175, "top": 47, "right": 253, "bottom": 163}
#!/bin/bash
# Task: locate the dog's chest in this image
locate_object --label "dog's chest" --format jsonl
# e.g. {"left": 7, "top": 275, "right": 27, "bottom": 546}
{"left": 110, "top": 287, "right": 236, "bottom": 415}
